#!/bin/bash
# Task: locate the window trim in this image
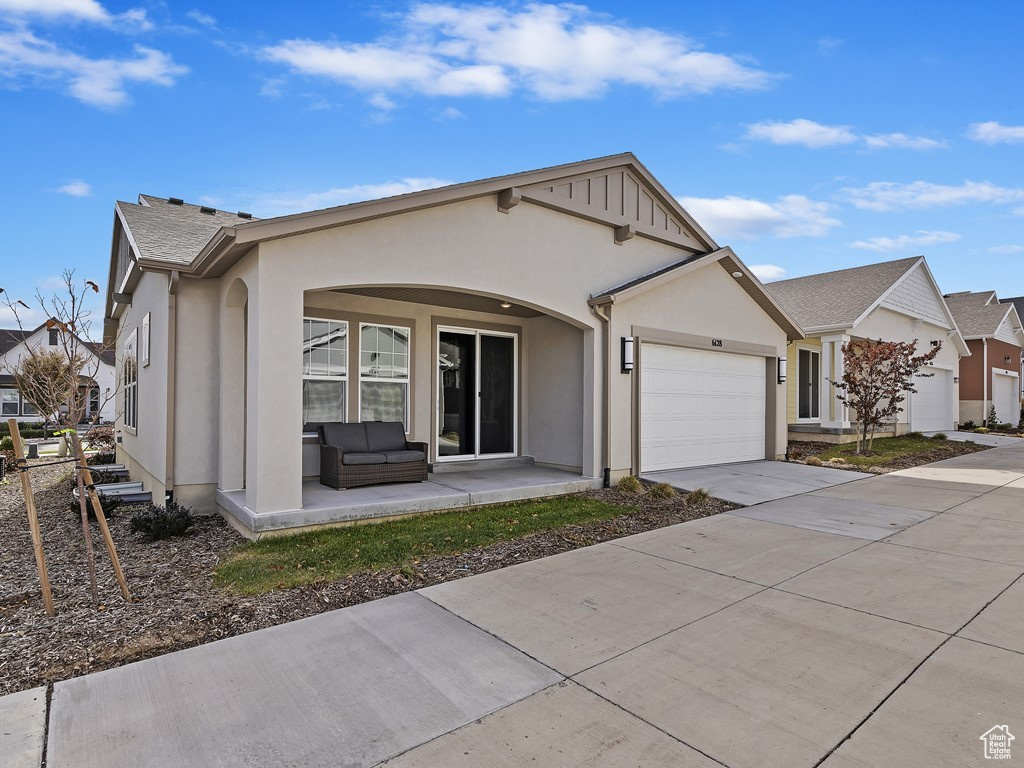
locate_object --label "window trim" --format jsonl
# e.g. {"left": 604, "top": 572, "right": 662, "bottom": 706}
{"left": 0, "top": 387, "right": 20, "bottom": 417}
{"left": 302, "top": 316, "right": 349, "bottom": 427}
{"left": 123, "top": 329, "right": 138, "bottom": 434}
{"left": 358, "top": 322, "right": 411, "bottom": 432}
{"left": 140, "top": 312, "right": 151, "bottom": 367}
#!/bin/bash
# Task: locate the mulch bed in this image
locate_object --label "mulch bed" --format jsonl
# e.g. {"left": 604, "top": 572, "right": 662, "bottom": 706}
{"left": 789, "top": 439, "right": 992, "bottom": 473}
{"left": 0, "top": 468, "right": 730, "bottom": 696}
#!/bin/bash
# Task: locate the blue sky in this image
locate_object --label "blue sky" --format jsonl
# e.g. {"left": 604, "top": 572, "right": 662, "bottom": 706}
{"left": 2, "top": 0, "right": 1023, "bottom": 329}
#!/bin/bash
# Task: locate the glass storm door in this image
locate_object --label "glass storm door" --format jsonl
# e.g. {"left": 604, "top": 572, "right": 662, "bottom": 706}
{"left": 437, "top": 329, "right": 516, "bottom": 459}
{"left": 798, "top": 349, "right": 820, "bottom": 419}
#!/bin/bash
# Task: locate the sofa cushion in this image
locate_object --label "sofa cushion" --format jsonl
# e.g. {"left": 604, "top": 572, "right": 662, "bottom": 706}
{"left": 341, "top": 452, "right": 387, "bottom": 466}
{"left": 322, "top": 423, "right": 368, "bottom": 453}
{"left": 384, "top": 450, "right": 426, "bottom": 464}
{"left": 364, "top": 421, "right": 407, "bottom": 452}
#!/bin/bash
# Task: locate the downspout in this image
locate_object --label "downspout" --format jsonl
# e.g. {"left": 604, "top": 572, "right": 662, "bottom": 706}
{"left": 589, "top": 301, "right": 612, "bottom": 488}
{"left": 165, "top": 270, "right": 179, "bottom": 504}
{"left": 982, "top": 337, "right": 988, "bottom": 425}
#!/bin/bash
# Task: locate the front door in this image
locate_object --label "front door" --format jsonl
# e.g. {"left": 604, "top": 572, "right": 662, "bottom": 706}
{"left": 437, "top": 329, "right": 516, "bottom": 460}
{"left": 798, "top": 349, "right": 820, "bottom": 420}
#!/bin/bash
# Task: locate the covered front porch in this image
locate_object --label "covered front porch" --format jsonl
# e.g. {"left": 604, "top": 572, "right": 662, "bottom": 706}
{"left": 217, "top": 462, "right": 602, "bottom": 538}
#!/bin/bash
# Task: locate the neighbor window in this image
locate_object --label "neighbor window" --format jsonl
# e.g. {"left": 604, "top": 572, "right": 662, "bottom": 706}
{"left": 798, "top": 348, "right": 820, "bottom": 420}
{"left": 123, "top": 330, "right": 138, "bottom": 430}
{"left": 359, "top": 323, "right": 410, "bottom": 429}
{"left": 22, "top": 399, "right": 38, "bottom": 416}
{"left": 302, "top": 318, "right": 347, "bottom": 426}
{"left": 1, "top": 388, "right": 19, "bottom": 416}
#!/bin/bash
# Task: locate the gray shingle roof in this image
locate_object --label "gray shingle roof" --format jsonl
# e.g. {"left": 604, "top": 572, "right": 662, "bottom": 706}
{"left": 0, "top": 328, "right": 29, "bottom": 356}
{"left": 764, "top": 257, "right": 920, "bottom": 330}
{"left": 944, "top": 291, "right": 1012, "bottom": 337}
{"left": 1001, "top": 296, "right": 1024, "bottom": 329}
{"left": 118, "top": 196, "right": 256, "bottom": 265}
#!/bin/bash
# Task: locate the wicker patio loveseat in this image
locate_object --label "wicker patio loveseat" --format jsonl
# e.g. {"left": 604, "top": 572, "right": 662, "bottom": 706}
{"left": 317, "top": 421, "right": 428, "bottom": 490}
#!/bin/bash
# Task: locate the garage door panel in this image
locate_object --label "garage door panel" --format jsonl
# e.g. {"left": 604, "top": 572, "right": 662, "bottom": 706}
{"left": 993, "top": 373, "right": 1019, "bottom": 426}
{"left": 640, "top": 344, "right": 766, "bottom": 472}
{"left": 910, "top": 370, "right": 952, "bottom": 432}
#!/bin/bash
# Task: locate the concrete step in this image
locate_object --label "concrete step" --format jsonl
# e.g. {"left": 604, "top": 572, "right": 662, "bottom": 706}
{"left": 429, "top": 455, "right": 535, "bottom": 474}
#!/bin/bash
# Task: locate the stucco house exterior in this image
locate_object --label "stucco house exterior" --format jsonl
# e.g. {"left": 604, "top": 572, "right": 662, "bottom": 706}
{"left": 1, "top": 323, "right": 116, "bottom": 424}
{"left": 944, "top": 291, "right": 1024, "bottom": 426}
{"left": 102, "top": 154, "right": 802, "bottom": 534}
{"left": 765, "top": 257, "right": 968, "bottom": 443}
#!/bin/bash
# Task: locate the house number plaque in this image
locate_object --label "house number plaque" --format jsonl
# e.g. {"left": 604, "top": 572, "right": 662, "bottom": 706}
{"left": 711, "top": 339, "right": 723, "bottom": 347}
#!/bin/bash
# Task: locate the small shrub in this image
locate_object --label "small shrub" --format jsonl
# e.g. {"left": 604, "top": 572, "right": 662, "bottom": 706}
{"left": 0, "top": 435, "right": 13, "bottom": 452}
{"left": 973, "top": 427, "right": 990, "bottom": 434}
{"left": 931, "top": 432, "right": 948, "bottom": 441}
{"left": 685, "top": 488, "right": 710, "bottom": 505}
{"left": 996, "top": 423, "right": 1013, "bottom": 432}
{"left": 788, "top": 447, "right": 803, "bottom": 460}
{"left": 959, "top": 420, "right": 976, "bottom": 430}
{"left": 987, "top": 405, "right": 999, "bottom": 429}
{"left": 647, "top": 482, "right": 676, "bottom": 499}
{"left": 616, "top": 475, "right": 643, "bottom": 494}
{"left": 87, "top": 452, "right": 117, "bottom": 466}
{"left": 84, "top": 425, "right": 115, "bottom": 453}
{"left": 906, "top": 431, "right": 925, "bottom": 440}
{"left": 805, "top": 456, "right": 823, "bottom": 466}
{"left": 130, "top": 501, "right": 194, "bottom": 541}
{"left": 68, "top": 493, "right": 122, "bottom": 520}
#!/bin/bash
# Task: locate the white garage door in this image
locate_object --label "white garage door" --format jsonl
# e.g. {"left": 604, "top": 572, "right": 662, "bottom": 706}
{"left": 992, "top": 372, "right": 1020, "bottom": 426}
{"left": 910, "top": 369, "right": 952, "bottom": 432}
{"left": 640, "top": 344, "right": 766, "bottom": 471}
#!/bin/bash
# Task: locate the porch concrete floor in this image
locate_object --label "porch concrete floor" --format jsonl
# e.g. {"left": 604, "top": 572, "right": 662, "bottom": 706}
{"left": 217, "top": 465, "right": 602, "bottom": 536}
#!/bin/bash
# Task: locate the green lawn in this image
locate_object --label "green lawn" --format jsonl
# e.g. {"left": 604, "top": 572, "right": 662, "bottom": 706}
{"left": 810, "top": 434, "right": 961, "bottom": 468}
{"left": 214, "top": 495, "right": 636, "bottom": 595}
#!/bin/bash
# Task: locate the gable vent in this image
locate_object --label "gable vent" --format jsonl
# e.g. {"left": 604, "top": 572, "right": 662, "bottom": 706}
{"left": 199, "top": 205, "right": 216, "bottom": 215}
{"left": 168, "top": 197, "right": 184, "bottom": 205}
{"left": 237, "top": 211, "right": 252, "bottom": 220}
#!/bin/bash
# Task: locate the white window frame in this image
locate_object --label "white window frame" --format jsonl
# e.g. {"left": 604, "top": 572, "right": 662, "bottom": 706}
{"left": 0, "top": 387, "right": 19, "bottom": 417}
{"left": 358, "top": 322, "right": 411, "bottom": 432}
{"left": 796, "top": 346, "right": 821, "bottom": 422}
{"left": 123, "top": 329, "right": 138, "bottom": 433}
{"left": 140, "top": 312, "right": 151, "bottom": 367}
{"left": 302, "top": 317, "right": 348, "bottom": 426}
{"left": 435, "top": 326, "right": 519, "bottom": 462}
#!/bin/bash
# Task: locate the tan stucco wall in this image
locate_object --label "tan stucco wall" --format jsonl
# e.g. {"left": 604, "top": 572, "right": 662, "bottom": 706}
{"left": 524, "top": 314, "right": 584, "bottom": 470}
{"left": 116, "top": 270, "right": 168, "bottom": 488}
{"left": 611, "top": 262, "right": 790, "bottom": 475}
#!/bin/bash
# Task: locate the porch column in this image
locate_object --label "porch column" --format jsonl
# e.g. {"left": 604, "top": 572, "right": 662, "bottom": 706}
{"left": 245, "top": 272, "right": 304, "bottom": 515}
{"left": 820, "top": 334, "right": 851, "bottom": 430}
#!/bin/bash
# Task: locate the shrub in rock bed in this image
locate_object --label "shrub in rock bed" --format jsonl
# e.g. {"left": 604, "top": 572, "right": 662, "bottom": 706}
{"left": 647, "top": 482, "right": 676, "bottom": 499}
{"left": 69, "top": 493, "right": 122, "bottom": 520}
{"left": 87, "top": 452, "right": 117, "bottom": 466}
{"left": 931, "top": 432, "right": 948, "bottom": 441}
{"left": 616, "top": 475, "right": 643, "bottom": 493}
{"left": 130, "top": 501, "right": 195, "bottom": 541}
{"left": 84, "top": 425, "right": 115, "bottom": 453}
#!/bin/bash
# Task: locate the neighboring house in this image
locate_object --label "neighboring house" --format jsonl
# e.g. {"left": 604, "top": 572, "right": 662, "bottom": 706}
{"left": 944, "top": 291, "right": 1024, "bottom": 426}
{"left": 102, "top": 153, "right": 802, "bottom": 532}
{"left": 0, "top": 323, "right": 116, "bottom": 424}
{"left": 765, "top": 257, "right": 968, "bottom": 443}
{"left": 1001, "top": 294, "right": 1024, "bottom": 405}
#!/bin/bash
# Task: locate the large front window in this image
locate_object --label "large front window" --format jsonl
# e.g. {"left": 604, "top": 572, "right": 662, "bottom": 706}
{"left": 359, "top": 323, "right": 410, "bottom": 429}
{"left": 123, "top": 331, "right": 138, "bottom": 430}
{"left": 303, "top": 318, "right": 347, "bottom": 426}
{"left": 798, "top": 348, "right": 820, "bottom": 420}
{"left": 1, "top": 388, "right": 19, "bottom": 416}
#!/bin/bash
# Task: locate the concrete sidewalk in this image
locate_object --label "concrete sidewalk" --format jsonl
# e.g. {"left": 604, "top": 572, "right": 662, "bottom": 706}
{"left": 6, "top": 443, "right": 1024, "bottom": 767}
{"left": 643, "top": 459, "right": 872, "bottom": 505}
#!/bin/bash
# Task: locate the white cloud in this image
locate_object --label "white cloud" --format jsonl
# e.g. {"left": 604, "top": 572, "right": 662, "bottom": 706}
{"left": 843, "top": 180, "right": 1024, "bottom": 211}
{"left": 745, "top": 119, "right": 945, "bottom": 151}
{"left": 368, "top": 92, "right": 396, "bottom": 111}
{"left": 816, "top": 37, "right": 842, "bottom": 54}
{"left": 862, "top": 132, "right": 947, "bottom": 151}
{"left": 263, "top": 3, "right": 774, "bottom": 102}
{"left": 679, "top": 194, "right": 841, "bottom": 240}
{"left": 745, "top": 119, "right": 857, "bottom": 148}
{"left": 57, "top": 179, "right": 91, "bottom": 196}
{"left": 850, "top": 230, "right": 961, "bottom": 253}
{"left": 989, "top": 244, "right": 1024, "bottom": 254}
{"left": 0, "top": 0, "right": 110, "bottom": 22}
{"left": 185, "top": 9, "right": 217, "bottom": 29}
{"left": 749, "top": 264, "right": 787, "bottom": 281}
{"left": 0, "top": 28, "right": 186, "bottom": 107}
{"left": 260, "top": 177, "right": 453, "bottom": 215}
{"left": 967, "top": 121, "right": 1024, "bottom": 144}
{"left": 435, "top": 106, "right": 464, "bottom": 120}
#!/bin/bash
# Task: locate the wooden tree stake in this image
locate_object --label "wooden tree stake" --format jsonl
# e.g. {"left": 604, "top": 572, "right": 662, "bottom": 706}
{"left": 70, "top": 432, "right": 131, "bottom": 603}
{"left": 7, "top": 419, "right": 55, "bottom": 616}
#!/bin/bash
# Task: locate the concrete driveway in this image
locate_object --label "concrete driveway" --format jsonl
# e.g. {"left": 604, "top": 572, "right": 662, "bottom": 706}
{"left": 643, "top": 459, "right": 872, "bottom": 505}
{"left": 7, "top": 443, "right": 1024, "bottom": 768}
{"left": 926, "top": 429, "right": 1023, "bottom": 447}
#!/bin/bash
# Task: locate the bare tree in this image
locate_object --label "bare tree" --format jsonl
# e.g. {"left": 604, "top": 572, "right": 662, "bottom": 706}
{"left": 830, "top": 338, "right": 942, "bottom": 454}
{"left": 1, "top": 270, "right": 119, "bottom": 605}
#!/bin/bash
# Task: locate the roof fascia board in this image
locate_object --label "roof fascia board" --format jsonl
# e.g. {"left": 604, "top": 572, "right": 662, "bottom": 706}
{"left": 717, "top": 252, "right": 804, "bottom": 340}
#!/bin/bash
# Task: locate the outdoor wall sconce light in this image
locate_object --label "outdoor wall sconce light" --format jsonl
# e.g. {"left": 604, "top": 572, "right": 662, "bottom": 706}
{"left": 954, "top": 377, "right": 960, "bottom": 384}
{"left": 1005, "top": 355, "right": 1013, "bottom": 366}
{"left": 621, "top": 336, "right": 635, "bottom": 373}
{"left": 777, "top": 357, "right": 788, "bottom": 384}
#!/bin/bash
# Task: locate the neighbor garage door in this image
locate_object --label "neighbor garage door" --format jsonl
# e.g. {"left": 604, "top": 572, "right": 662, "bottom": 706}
{"left": 992, "top": 371, "right": 1020, "bottom": 426}
{"left": 910, "top": 368, "right": 952, "bottom": 432}
{"left": 640, "top": 344, "right": 766, "bottom": 471}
